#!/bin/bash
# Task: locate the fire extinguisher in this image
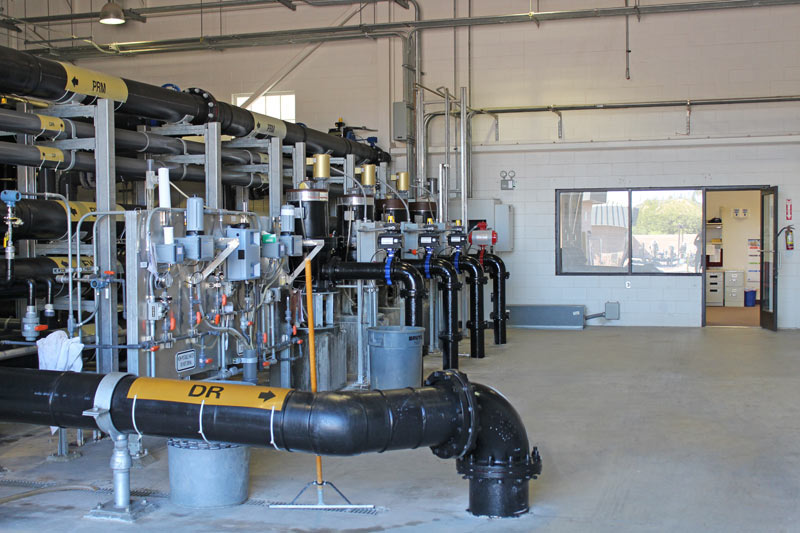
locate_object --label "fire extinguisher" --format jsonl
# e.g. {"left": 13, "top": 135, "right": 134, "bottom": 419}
{"left": 779, "top": 225, "right": 795, "bottom": 250}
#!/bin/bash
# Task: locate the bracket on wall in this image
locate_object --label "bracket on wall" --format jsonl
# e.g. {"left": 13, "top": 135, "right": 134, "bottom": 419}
{"left": 551, "top": 108, "right": 563, "bottom": 140}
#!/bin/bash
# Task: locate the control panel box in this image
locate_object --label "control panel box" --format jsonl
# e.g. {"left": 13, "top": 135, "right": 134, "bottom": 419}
{"left": 225, "top": 227, "right": 261, "bottom": 281}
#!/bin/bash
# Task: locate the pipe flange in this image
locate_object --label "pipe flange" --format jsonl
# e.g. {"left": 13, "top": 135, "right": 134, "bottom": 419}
{"left": 425, "top": 370, "right": 478, "bottom": 459}
{"left": 82, "top": 371, "right": 131, "bottom": 437}
{"left": 186, "top": 87, "right": 220, "bottom": 123}
{"left": 457, "top": 446, "right": 542, "bottom": 481}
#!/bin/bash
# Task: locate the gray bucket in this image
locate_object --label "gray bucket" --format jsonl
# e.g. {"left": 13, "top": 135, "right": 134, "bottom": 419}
{"left": 368, "top": 326, "right": 425, "bottom": 389}
{"left": 167, "top": 439, "right": 250, "bottom": 508}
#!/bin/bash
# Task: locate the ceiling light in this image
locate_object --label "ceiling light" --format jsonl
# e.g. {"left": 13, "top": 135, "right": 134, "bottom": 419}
{"left": 99, "top": 2, "right": 126, "bottom": 25}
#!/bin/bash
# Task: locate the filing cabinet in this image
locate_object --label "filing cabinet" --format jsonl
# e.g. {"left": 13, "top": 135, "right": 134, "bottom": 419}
{"left": 706, "top": 271, "right": 724, "bottom": 306}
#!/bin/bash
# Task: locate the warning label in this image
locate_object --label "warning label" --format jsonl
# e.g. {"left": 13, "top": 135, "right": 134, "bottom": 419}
{"left": 127, "top": 378, "right": 289, "bottom": 411}
{"left": 35, "top": 146, "right": 64, "bottom": 163}
{"left": 36, "top": 114, "right": 65, "bottom": 133}
{"left": 59, "top": 62, "right": 129, "bottom": 102}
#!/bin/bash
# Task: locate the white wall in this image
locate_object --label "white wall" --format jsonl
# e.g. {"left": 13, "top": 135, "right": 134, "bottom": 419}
{"left": 6, "top": 1, "right": 800, "bottom": 327}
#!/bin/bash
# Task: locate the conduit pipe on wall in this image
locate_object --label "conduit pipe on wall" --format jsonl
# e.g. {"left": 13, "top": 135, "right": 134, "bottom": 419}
{"left": 0, "top": 46, "right": 388, "bottom": 163}
{"left": 321, "top": 260, "right": 425, "bottom": 328}
{"left": 0, "top": 367, "right": 541, "bottom": 517}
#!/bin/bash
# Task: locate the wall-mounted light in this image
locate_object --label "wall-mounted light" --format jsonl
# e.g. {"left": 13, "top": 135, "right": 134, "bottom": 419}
{"left": 99, "top": 2, "right": 126, "bottom": 25}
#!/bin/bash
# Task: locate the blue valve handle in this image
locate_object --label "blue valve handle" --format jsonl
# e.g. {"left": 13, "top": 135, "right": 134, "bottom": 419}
{"left": 424, "top": 248, "right": 433, "bottom": 279}
{"left": 454, "top": 248, "right": 461, "bottom": 273}
{"left": 385, "top": 249, "right": 395, "bottom": 285}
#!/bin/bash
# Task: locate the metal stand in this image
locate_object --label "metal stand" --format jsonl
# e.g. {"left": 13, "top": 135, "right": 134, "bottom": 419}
{"left": 270, "top": 480, "right": 374, "bottom": 511}
{"left": 83, "top": 373, "right": 156, "bottom": 522}
{"left": 46, "top": 428, "right": 82, "bottom": 462}
{"left": 273, "top": 261, "right": 372, "bottom": 512}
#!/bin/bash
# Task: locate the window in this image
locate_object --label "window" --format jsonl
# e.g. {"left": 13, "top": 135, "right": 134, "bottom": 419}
{"left": 557, "top": 188, "right": 703, "bottom": 275}
{"left": 233, "top": 92, "right": 295, "bottom": 123}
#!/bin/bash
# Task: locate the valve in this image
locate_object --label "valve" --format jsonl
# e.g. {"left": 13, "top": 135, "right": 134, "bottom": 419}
{"left": 22, "top": 305, "right": 40, "bottom": 341}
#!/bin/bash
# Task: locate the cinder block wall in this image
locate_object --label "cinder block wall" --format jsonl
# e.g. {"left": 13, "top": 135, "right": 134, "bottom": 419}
{"left": 8, "top": 0, "right": 800, "bottom": 326}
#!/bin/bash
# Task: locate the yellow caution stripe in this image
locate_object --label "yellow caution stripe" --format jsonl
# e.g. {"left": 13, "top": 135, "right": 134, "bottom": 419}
{"left": 35, "top": 114, "right": 65, "bottom": 133}
{"left": 127, "top": 377, "right": 290, "bottom": 412}
{"left": 35, "top": 145, "right": 64, "bottom": 163}
{"left": 59, "top": 62, "right": 129, "bottom": 102}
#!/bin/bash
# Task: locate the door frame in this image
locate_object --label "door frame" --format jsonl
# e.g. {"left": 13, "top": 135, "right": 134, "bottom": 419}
{"left": 701, "top": 185, "right": 774, "bottom": 328}
{"left": 760, "top": 187, "right": 779, "bottom": 331}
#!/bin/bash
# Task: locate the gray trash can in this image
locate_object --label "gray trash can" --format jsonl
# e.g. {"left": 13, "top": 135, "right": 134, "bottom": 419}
{"left": 167, "top": 439, "right": 249, "bottom": 508}
{"left": 368, "top": 326, "right": 425, "bottom": 389}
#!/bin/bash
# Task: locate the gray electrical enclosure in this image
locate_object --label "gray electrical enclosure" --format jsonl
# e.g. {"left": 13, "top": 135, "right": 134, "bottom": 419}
{"left": 392, "top": 101, "right": 409, "bottom": 142}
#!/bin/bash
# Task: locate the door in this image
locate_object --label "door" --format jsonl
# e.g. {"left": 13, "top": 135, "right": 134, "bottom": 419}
{"left": 760, "top": 187, "right": 778, "bottom": 330}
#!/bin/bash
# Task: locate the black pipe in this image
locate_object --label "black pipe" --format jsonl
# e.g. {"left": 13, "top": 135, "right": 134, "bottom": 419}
{"left": 449, "top": 254, "right": 487, "bottom": 359}
{"left": 0, "top": 257, "right": 60, "bottom": 298}
{"left": 475, "top": 253, "right": 509, "bottom": 345}
{"left": 0, "top": 367, "right": 540, "bottom": 517}
{"left": 0, "top": 107, "right": 272, "bottom": 166}
{"left": 0, "top": 45, "right": 388, "bottom": 164}
{"left": 456, "top": 382, "right": 542, "bottom": 516}
{"left": 406, "top": 258, "right": 462, "bottom": 370}
{"left": 321, "top": 259, "right": 425, "bottom": 328}
{"left": 0, "top": 140, "right": 264, "bottom": 188}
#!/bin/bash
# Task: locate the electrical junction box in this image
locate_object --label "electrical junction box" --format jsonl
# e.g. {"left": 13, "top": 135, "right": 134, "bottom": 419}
{"left": 466, "top": 198, "right": 514, "bottom": 252}
{"left": 225, "top": 227, "right": 261, "bottom": 281}
{"left": 392, "top": 101, "right": 409, "bottom": 142}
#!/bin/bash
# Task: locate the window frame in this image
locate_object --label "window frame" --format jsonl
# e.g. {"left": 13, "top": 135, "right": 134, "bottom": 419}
{"left": 231, "top": 91, "right": 296, "bottom": 123}
{"left": 556, "top": 186, "right": 705, "bottom": 277}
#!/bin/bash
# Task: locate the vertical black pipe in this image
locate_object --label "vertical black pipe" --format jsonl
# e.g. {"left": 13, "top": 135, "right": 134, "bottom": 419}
{"left": 450, "top": 254, "right": 487, "bottom": 359}
{"left": 476, "top": 253, "right": 509, "bottom": 345}
{"left": 405, "top": 258, "right": 463, "bottom": 370}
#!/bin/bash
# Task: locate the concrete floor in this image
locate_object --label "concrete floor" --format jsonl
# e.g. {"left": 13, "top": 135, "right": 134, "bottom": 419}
{"left": 2, "top": 326, "right": 800, "bottom": 532}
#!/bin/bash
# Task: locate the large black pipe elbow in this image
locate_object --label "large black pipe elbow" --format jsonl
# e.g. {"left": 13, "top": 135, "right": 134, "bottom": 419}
{"left": 0, "top": 368, "right": 540, "bottom": 518}
{"left": 406, "top": 258, "right": 463, "bottom": 370}
{"left": 455, "top": 382, "right": 542, "bottom": 517}
{"left": 475, "top": 253, "right": 509, "bottom": 345}
{"left": 449, "top": 254, "right": 487, "bottom": 359}
{"left": 321, "top": 260, "right": 425, "bottom": 327}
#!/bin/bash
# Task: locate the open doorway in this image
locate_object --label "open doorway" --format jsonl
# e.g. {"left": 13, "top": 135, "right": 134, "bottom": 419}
{"left": 704, "top": 189, "right": 762, "bottom": 326}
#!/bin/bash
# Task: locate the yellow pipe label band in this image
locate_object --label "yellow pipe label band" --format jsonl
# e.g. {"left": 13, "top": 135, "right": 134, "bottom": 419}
{"left": 35, "top": 114, "right": 65, "bottom": 133}
{"left": 47, "top": 256, "right": 94, "bottom": 268}
{"left": 59, "top": 62, "right": 129, "bottom": 102}
{"left": 36, "top": 146, "right": 64, "bottom": 163}
{"left": 127, "top": 378, "right": 290, "bottom": 411}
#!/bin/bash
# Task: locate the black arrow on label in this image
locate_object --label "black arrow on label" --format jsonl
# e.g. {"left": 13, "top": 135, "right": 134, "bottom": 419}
{"left": 71, "top": 77, "right": 79, "bottom": 87}
{"left": 258, "top": 391, "right": 275, "bottom": 402}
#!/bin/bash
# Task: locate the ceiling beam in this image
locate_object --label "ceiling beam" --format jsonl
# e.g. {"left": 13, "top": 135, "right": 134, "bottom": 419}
{"left": 13, "top": 0, "right": 375, "bottom": 25}
{"left": 0, "top": 20, "right": 21, "bottom": 32}
{"left": 31, "top": 0, "right": 800, "bottom": 60}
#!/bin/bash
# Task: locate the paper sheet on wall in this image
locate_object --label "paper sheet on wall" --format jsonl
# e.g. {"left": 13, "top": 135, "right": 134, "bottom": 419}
{"left": 747, "top": 269, "right": 760, "bottom": 282}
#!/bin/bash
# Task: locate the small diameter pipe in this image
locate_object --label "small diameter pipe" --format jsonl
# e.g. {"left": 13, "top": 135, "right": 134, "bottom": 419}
{"left": 304, "top": 258, "right": 325, "bottom": 491}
